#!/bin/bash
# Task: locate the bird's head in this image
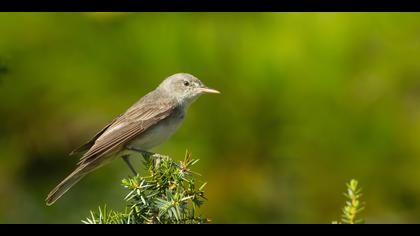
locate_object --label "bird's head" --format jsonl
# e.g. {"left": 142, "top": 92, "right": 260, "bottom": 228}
{"left": 158, "top": 73, "right": 220, "bottom": 105}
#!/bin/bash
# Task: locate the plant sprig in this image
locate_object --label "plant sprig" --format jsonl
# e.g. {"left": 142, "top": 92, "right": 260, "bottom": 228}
{"left": 333, "top": 179, "right": 365, "bottom": 224}
{"left": 84, "top": 151, "right": 209, "bottom": 224}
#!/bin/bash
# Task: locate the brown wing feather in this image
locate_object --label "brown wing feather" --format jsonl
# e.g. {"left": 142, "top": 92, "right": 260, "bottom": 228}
{"left": 77, "top": 99, "right": 176, "bottom": 166}
{"left": 69, "top": 115, "right": 121, "bottom": 156}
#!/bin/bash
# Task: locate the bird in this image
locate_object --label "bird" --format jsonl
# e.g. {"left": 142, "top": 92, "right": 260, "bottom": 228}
{"left": 45, "top": 73, "right": 219, "bottom": 206}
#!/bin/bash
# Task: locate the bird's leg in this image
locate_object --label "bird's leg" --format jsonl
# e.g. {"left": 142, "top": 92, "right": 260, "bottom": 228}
{"left": 122, "top": 155, "right": 137, "bottom": 176}
{"left": 124, "top": 146, "right": 169, "bottom": 159}
{"left": 124, "top": 146, "right": 169, "bottom": 168}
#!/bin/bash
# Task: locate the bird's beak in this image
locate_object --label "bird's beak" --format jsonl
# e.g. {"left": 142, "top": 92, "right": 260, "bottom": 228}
{"left": 197, "top": 86, "right": 220, "bottom": 94}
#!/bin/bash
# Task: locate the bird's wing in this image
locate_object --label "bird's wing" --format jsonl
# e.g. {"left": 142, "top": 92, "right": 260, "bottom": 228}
{"left": 77, "top": 98, "right": 177, "bottom": 166}
{"left": 69, "top": 115, "right": 121, "bottom": 156}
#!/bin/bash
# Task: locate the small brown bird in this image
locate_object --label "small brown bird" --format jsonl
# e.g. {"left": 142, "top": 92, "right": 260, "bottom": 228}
{"left": 46, "top": 73, "right": 219, "bottom": 206}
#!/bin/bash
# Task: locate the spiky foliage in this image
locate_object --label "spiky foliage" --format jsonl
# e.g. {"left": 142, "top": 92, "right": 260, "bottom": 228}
{"left": 83, "top": 151, "right": 209, "bottom": 224}
{"left": 333, "top": 179, "right": 365, "bottom": 224}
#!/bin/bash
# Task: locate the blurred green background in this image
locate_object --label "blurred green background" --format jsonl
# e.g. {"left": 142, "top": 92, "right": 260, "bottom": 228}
{"left": 0, "top": 12, "right": 420, "bottom": 223}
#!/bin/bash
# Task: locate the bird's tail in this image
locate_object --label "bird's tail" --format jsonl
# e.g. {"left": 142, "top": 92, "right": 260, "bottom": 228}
{"left": 45, "top": 168, "right": 87, "bottom": 206}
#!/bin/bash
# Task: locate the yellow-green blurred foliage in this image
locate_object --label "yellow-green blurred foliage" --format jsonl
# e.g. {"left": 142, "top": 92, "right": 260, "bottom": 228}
{"left": 0, "top": 12, "right": 420, "bottom": 223}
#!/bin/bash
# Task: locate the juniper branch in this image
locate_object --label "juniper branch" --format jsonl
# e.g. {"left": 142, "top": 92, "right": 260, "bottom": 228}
{"left": 84, "top": 150, "right": 209, "bottom": 224}
{"left": 333, "top": 179, "right": 365, "bottom": 224}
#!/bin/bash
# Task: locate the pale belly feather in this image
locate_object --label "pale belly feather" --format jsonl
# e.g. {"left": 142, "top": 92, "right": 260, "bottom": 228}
{"left": 126, "top": 112, "right": 185, "bottom": 151}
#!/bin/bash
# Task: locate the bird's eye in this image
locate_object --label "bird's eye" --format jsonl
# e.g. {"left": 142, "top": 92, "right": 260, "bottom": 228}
{"left": 183, "top": 81, "right": 190, "bottom": 86}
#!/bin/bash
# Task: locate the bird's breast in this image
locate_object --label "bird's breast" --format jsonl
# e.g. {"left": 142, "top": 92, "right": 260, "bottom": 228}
{"left": 127, "top": 108, "right": 185, "bottom": 150}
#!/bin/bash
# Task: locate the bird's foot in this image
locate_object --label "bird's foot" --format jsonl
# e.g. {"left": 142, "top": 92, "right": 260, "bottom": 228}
{"left": 125, "top": 146, "right": 169, "bottom": 168}
{"left": 125, "top": 146, "right": 168, "bottom": 159}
